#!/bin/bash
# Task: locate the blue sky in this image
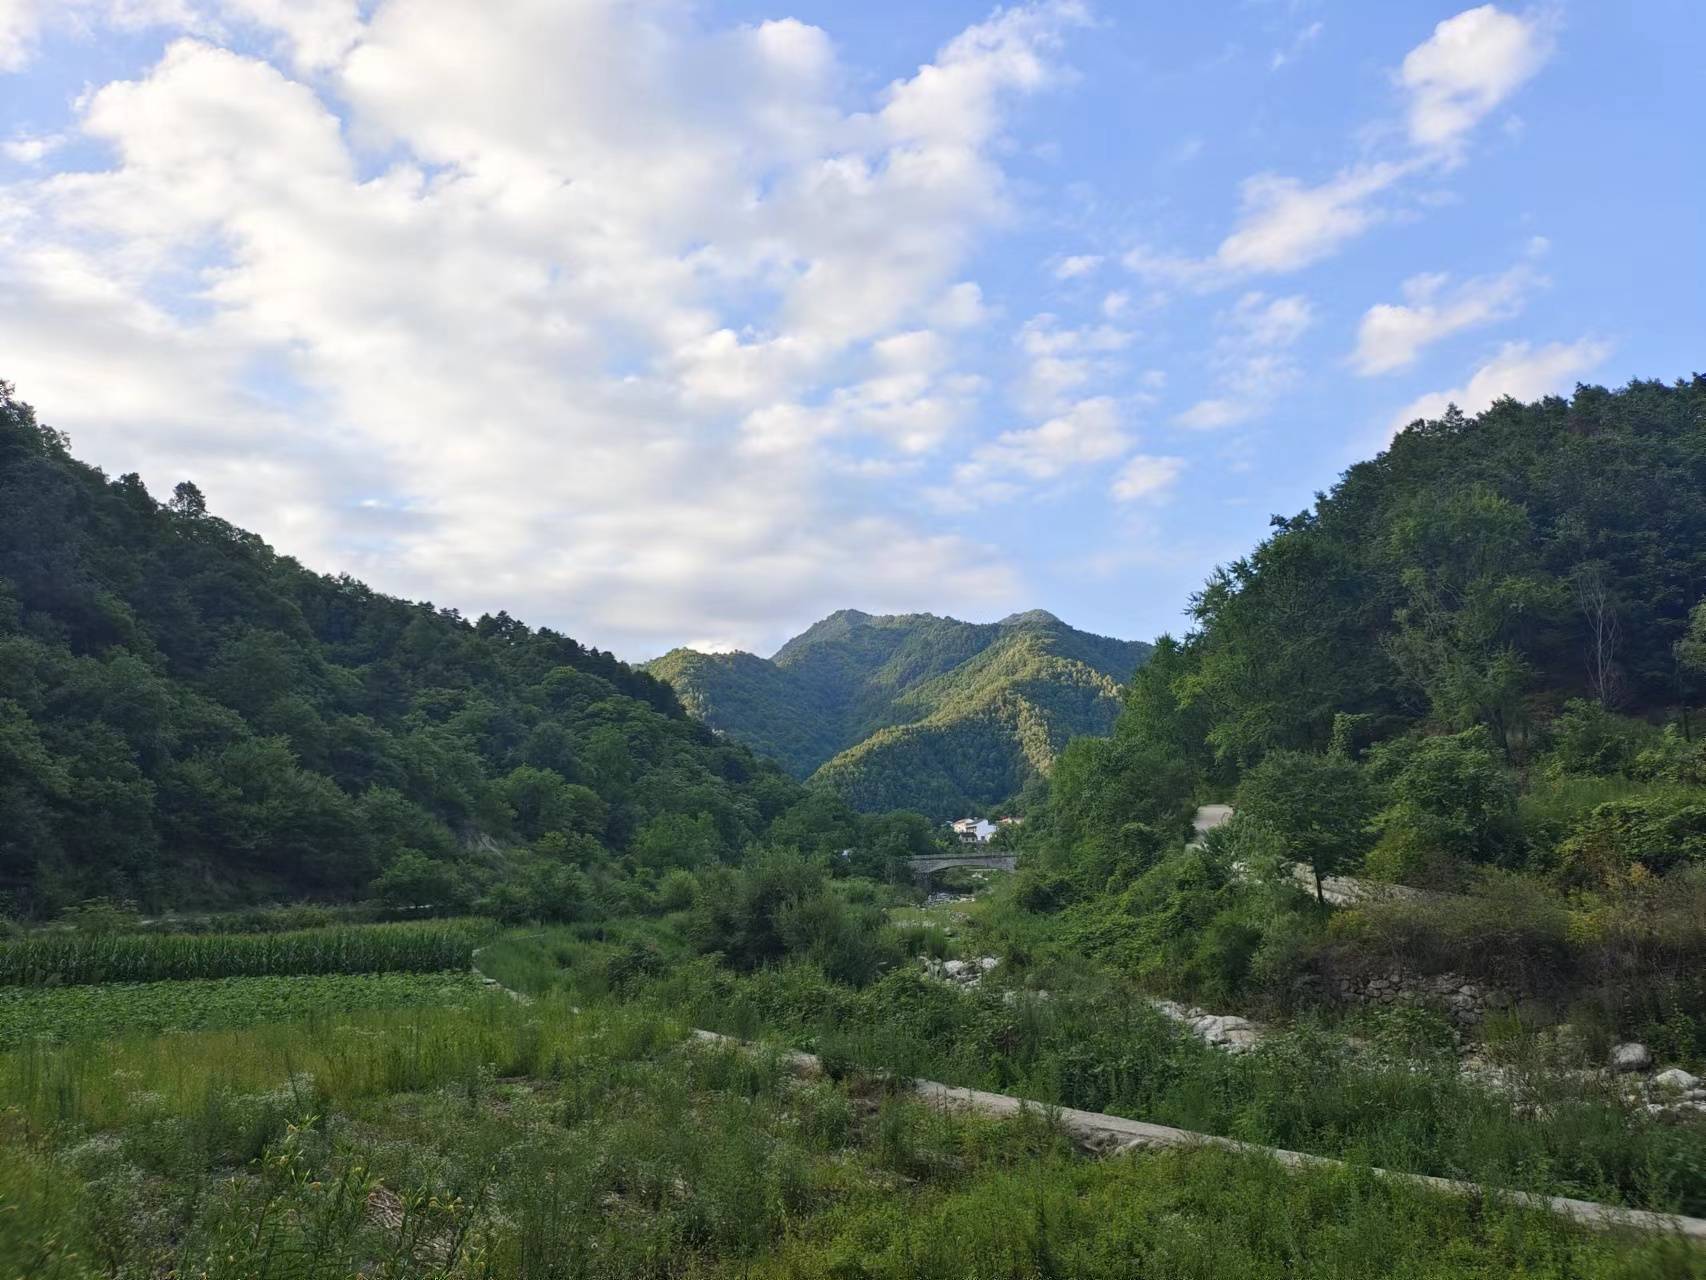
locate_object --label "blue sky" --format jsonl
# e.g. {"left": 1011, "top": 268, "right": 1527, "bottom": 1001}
{"left": 2, "top": 1, "right": 1701, "bottom": 658}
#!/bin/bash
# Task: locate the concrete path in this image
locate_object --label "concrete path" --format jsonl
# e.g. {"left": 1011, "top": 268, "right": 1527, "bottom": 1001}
{"left": 690, "top": 1030, "right": 1706, "bottom": 1241}
{"left": 1190, "top": 803, "right": 1235, "bottom": 843}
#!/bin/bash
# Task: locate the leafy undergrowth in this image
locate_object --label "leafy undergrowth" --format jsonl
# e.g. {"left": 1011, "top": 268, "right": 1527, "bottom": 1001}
{"left": 0, "top": 970, "right": 492, "bottom": 1047}
{"left": 1, "top": 994, "right": 1698, "bottom": 1279}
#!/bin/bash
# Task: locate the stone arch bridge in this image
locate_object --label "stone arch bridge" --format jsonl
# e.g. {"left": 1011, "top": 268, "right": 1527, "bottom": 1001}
{"left": 905, "top": 853, "right": 1017, "bottom": 887}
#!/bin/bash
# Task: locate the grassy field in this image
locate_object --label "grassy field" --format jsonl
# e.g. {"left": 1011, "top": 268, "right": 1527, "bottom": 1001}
{"left": 480, "top": 926, "right": 1706, "bottom": 1220}
{"left": 2, "top": 990, "right": 1699, "bottom": 1279}
{"left": 1, "top": 917, "right": 1700, "bottom": 1277}
{"left": 0, "top": 970, "right": 491, "bottom": 1047}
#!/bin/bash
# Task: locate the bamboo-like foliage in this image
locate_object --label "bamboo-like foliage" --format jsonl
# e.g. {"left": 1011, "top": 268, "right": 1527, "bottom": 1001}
{"left": 0, "top": 921, "right": 489, "bottom": 986}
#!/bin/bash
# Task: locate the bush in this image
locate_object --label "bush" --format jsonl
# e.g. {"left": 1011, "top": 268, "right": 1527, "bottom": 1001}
{"left": 1558, "top": 794, "right": 1706, "bottom": 885}
{"left": 683, "top": 849, "right": 898, "bottom": 985}
{"left": 1372, "top": 729, "right": 1518, "bottom": 867}
{"left": 1326, "top": 869, "right": 1570, "bottom": 990}
{"left": 1060, "top": 847, "right": 1311, "bottom": 1008}
{"left": 1541, "top": 699, "right": 1654, "bottom": 779}
{"left": 1632, "top": 725, "right": 1706, "bottom": 785}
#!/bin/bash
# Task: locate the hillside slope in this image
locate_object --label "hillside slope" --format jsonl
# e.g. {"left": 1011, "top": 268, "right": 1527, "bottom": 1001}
{"left": 0, "top": 382, "right": 808, "bottom": 915}
{"left": 648, "top": 609, "right": 1151, "bottom": 816}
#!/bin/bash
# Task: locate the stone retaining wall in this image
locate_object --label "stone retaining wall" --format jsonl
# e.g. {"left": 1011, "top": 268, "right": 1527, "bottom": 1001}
{"left": 1296, "top": 969, "right": 1506, "bottom": 1030}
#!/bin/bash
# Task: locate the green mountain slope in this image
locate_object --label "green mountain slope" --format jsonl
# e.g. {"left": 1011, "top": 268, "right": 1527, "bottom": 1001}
{"left": 0, "top": 382, "right": 811, "bottom": 916}
{"left": 647, "top": 609, "right": 1151, "bottom": 816}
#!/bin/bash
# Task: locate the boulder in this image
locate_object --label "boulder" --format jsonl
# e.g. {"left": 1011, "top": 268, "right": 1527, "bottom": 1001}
{"left": 1221, "top": 1028, "right": 1262, "bottom": 1053}
{"left": 1610, "top": 1042, "right": 1652, "bottom": 1072}
{"left": 1654, "top": 1067, "right": 1700, "bottom": 1091}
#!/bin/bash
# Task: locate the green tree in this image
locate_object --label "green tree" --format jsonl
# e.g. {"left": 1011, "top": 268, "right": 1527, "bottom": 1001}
{"left": 1374, "top": 729, "right": 1517, "bottom": 867}
{"left": 1236, "top": 750, "right": 1373, "bottom": 902}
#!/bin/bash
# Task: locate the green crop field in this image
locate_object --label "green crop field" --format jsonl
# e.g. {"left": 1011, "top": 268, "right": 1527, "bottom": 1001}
{"left": 0, "top": 971, "right": 493, "bottom": 1047}
{"left": 0, "top": 920, "right": 491, "bottom": 986}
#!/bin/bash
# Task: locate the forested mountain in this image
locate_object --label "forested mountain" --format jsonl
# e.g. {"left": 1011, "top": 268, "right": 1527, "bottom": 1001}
{"left": 648, "top": 609, "right": 1151, "bottom": 817}
{"left": 1036, "top": 375, "right": 1706, "bottom": 886}
{"left": 1128, "top": 376, "right": 1706, "bottom": 782}
{"left": 0, "top": 382, "right": 945, "bottom": 917}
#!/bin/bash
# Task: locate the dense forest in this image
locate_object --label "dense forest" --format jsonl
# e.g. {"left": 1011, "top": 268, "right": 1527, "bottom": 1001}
{"left": 0, "top": 383, "right": 942, "bottom": 917}
{"left": 649, "top": 608, "right": 1150, "bottom": 818}
{"left": 1050, "top": 375, "right": 1706, "bottom": 809}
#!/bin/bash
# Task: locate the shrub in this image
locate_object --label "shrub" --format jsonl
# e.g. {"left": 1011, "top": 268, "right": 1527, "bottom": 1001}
{"left": 1557, "top": 794, "right": 1706, "bottom": 884}
{"left": 1540, "top": 699, "right": 1653, "bottom": 779}
{"left": 1632, "top": 725, "right": 1706, "bottom": 785}
{"left": 683, "top": 848, "right": 898, "bottom": 985}
{"left": 1326, "top": 869, "right": 1570, "bottom": 990}
{"left": 1372, "top": 729, "right": 1518, "bottom": 866}
{"left": 1060, "top": 847, "right": 1300, "bottom": 1007}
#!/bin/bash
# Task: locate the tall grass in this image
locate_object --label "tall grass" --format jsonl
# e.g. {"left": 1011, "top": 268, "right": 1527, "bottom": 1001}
{"left": 1, "top": 994, "right": 1693, "bottom": 1279}
{"left": 0, "top": 919, "right": 492, "bottom": 986}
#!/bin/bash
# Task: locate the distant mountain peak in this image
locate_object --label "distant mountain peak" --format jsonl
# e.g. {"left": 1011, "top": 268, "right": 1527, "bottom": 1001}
{"left": 646, "top": 606, "right": 1153, "bottom": 819}
{"left": 998, "top": 608, "right": 1062, "bottom": 628}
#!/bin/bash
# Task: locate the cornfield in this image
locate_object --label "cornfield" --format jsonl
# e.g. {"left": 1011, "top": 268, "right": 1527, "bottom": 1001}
{"left": 0, "top": 921, "right": 490, "bottom": 986}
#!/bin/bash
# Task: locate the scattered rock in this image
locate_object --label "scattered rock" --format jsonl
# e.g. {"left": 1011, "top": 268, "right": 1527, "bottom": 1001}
{"left": 1610, "top": 1042, "right": 1652, "bottom": 1072}
{"left": 1654, "top": 1067, "right": 1701, "bottom": 1091}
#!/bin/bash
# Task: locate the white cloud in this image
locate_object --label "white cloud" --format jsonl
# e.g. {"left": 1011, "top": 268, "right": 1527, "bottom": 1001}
{"left": 941, "top": 395, "right": 1130, "bottom": 506}
{"left": 1174, "top": 398, "right": 1248, "bottom": 431}
{"left": 1270, "top": 20, "right": 1323, "bottom": 71}
{"left": 928, "top": 281, "right": 989, "bottom": 330}
{"left": 1175, "top": 291, "right": 1314, "bottom": 429}
{"left": 1014, "top": 313, "right": 1132, "bottom": 415}
{"left": 1110, "top": 453, "right": 1184, "bottom": 502}
{"left": 1400, "top": 5, "right": 1552, "bottom": 155}
{"left": 0, "top": 0, "right": 199, "bottom": 72}
{"left": 1386, "top": 338, "right": 1609, "bottom": 437}
{"left": 1053, "top": 252, "right": 1102, "bottom": 279}
{"left": 0, "top": 0, "right": 45, "bottom": 69}
{"left": 2, "top": 132, "right": 63, "bottom": 163}
{"left": 0, "top": 2, "right": 1092, "bottom": 652}
{"left": 1125, "top": 162, "right": 1413, "bottom": 285}
{"left": 1352, "top": 256, "right": 1544, "bottom": 374}
{"left": 1126, "top": 6, "right": 1552, "bottom": 286}
{"left": 213, "top": 0, "right": 363, "bottom": 72}
{"left": 1216, "top": 163, "right": 1411, "bottom": 275}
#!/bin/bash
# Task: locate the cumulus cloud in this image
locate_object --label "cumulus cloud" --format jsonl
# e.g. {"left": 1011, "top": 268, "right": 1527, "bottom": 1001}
{"left": 1386, "top": 338, "right": 1609, "bottom": 436}
{"left": 1053, "top": 252, "right": 1102, "bottom": 279}
{"left": 1175, "top": 292, "right": 1313, "bottom": 429}
{"left": 1110, "top": 453, "right": 1185, "bottom": 502}
{"left": 0, "top": 0, "right": 43, "bottom": 71}
{"left": 938, "top": 395, "right": 1130, "bottom": 507}
{"left": 1400, "top": 4, "right": 1552, "bottom": 155}
{"left": 2, "top": 131, "right": 62, "bottom": 162}
{"left": 213, "top": 0, "right": 363, "bottom": 72}
{"left": 1014, "top": 313, "right": 1133, "bottom": 415}
{"left": 0, "top": 1, "right": 1094, "bottom": 652}
{"left": 1352, "top": 255, "right": 1545, "bottom": 374}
